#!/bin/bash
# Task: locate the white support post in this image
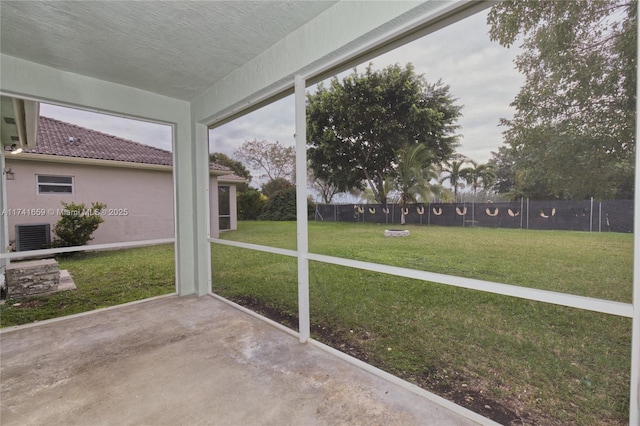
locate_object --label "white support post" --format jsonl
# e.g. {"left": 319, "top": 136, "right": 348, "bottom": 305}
{"left": 173, "top": 119, "right": 211, "bottom": 297}
{"left": 590, "top": 197, "right": 594, "bottom": 232}
{"left": 195, "top": 122, "right": 212, "bottom": 295}
{"left": 294, "top": 75, "right": 310, "bottom": 343}
{"left": 0, "top": 148, "right": 9, "bottom": 273}
{"left": 173, "top": 121, "right": 194, "bottom": 296}
{"left": 629, "top": 6, "right": 640, "bottom": 421}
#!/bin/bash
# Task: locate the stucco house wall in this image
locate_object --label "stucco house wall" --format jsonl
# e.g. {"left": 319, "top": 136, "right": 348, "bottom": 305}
{"left": 5, "top": 158, "right": 228, "bottom": 245}
{"left": 1, "top": 115, "right": 243, "bottom": 248}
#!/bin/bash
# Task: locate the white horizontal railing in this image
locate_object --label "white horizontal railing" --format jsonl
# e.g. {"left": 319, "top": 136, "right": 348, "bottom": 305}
{"left": 307, "top": 252, "right": 633, "bottom": 318}
{"left": 209, "top": 238, "right": 297, "bottom": 258}
{"left": 209, "top": 237, "right": 633, "bottom": 318}
{"left": 0, "top": 238, "right": 175, "bottom": 260}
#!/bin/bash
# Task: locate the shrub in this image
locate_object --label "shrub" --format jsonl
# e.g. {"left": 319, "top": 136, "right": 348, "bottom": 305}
{"left": 259, "top": 188, "right": 296, "bottom": 221}
{"left": 258, "top": 188, "right": 316, "bottom": 221}
{"left": 238, "top": 189, "right": 266, "bottom": 220}
{"left": 261, "top": 177, "right": 293, "bottom": 197}
{"left": 52, "top": 201, "right": 106, "bottom": 247}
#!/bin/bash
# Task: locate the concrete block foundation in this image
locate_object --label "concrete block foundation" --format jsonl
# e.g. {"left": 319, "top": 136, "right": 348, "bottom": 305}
{"left": 5, "top": 259, "right": 60, "bottom": 299}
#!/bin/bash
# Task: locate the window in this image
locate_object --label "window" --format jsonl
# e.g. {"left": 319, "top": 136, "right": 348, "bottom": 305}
{"left": 218, "top": 185, "right": 230, "bottom": 230}
{"left": 37, "top": 175, "right": 73, "bottom": 194}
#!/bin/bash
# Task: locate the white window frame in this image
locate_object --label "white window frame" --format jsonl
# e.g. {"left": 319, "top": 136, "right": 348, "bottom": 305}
{"left": 36, "top": 174, "right": 74, "bottom": 195}
{"left": 218, "top": 185, "right": 231, "bottom": 230}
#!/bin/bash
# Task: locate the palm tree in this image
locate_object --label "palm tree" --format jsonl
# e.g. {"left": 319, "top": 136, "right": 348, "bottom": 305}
{"left": 438, "top": 156, "right": 472, "bottom": 202}
{"left": 387, "top": 144, "right": 443, "bottom": 224}
{"left": 465, "top": 160, "right": 497, "bottom": 199}
{"left": 464, "top": 160, "right": 497, "bottom": 224}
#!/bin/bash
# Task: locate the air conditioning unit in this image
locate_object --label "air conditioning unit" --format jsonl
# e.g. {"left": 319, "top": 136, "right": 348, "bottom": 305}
{"left": 15, "top": 224, "right": 51, "bottom": 251}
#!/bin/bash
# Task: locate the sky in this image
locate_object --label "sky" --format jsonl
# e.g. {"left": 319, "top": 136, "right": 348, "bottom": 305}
{"left": 40, "top": 7, "right": 524, "bottom": 185}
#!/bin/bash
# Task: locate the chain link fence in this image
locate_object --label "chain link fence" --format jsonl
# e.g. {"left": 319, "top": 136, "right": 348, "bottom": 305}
{"left": 314, "top": 199, "right": 634, "bottom": 233}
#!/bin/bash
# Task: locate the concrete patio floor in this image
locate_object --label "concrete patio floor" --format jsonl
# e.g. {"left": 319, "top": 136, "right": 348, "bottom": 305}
{"left": 1, "top": 294, "right": 489, "bottom": 425}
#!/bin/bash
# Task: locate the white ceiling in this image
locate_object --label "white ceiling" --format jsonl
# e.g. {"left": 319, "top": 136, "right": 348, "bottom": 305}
{"left": 0, "top": 1, "right": 338, "bottom": 101}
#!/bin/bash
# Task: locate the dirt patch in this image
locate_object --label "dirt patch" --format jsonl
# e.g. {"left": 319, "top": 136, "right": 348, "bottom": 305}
{"left": 225, "top": 294, "right": 546, "bottom": 425}
{"left": 231, "top": 295, "right": 299, "bottom": 329}
{"left": 230, "top": 296, "right": 371, "bottom": 359}
{"left": 420, "top": 370, "right": 531, "bottom": 425}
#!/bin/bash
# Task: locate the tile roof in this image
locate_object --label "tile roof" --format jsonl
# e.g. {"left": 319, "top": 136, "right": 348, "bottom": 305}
{"left": 28, "top": 116, "right": 231, "bottom": 172}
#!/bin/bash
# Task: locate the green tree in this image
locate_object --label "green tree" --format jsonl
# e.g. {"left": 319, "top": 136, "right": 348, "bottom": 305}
{"left": 52, "top": 201, "right": 106, "bottom": 248}
{"left": 261, "top": 177, "right": 293, "bottom": 197}
{"left": 463, "top": 160, "right": 496, "bottom": 226}
{"left": 237, "top": 189, "right": 266, "bottom": 220}
{"left": 257, "top": 187, "right": 316, "bottom": 221}
{"left": 487, "top": 0, "right": 636, "bottom": 200}
{"left": 355, "top": 188, "right": 379, "bottom": 204}
{"left": 387, "top": 144, "right": 443, "bottom": 224}
{"left": 258, "top": 188, "right": 297, "bottom": 221}
{"left": 488, "top": 146, "right": 519, "bottom": 199}
{"left": 307, "top": 63, "right": 462, "bottom": 206}
{"left": 464, "top": 160, "right": 496, "bottom": 199}
{"left": 307, "top": 168, "right": 341, "bottom": 204}
{"left": 209, "top": 152, "right": 252, "bottom": 192}
{"left": 233, "top": 139, "right": 295, "bottom": 183}
{"left": 438, "top": 156, "right": 472, "bottom": 203}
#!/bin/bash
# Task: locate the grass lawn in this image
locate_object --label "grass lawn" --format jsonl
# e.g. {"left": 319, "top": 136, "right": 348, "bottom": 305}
{"left": 0, "top": 244, "right": 175, "bottom": 326}
{"left": 213, "top": 221, "right": 633, "bottom": 425}
{"left": 0, "top": 222, "right": 632, "bottom": 425}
